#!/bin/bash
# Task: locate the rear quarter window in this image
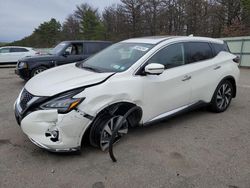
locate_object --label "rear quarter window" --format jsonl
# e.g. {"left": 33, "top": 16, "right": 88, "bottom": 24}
{"left": 10, "top": 48, "right": 29, "bottom": 52}
{"left": 212, "top": 43, "right": 230, "bottom": 55}
{"left": 85, "top": 42, "right": 101, "bottom": 55}
{"left": 184, "top": 42, "right": 213, "bottom": 64}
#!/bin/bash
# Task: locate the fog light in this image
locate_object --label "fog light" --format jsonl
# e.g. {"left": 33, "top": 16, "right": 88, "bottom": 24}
{"left": 51, "top": 130, "right": 58, "bottom": 139}
{"left": 45, "top": 128, "right": 59, "bottom": 142}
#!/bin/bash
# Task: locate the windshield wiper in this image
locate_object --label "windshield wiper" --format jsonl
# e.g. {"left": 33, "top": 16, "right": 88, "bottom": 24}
{"left": 82, "top": 65, "right": 101, "bottom": 73}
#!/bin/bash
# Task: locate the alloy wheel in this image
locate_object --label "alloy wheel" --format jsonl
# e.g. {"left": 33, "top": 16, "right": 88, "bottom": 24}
{"left": 33, "top": 68, "right": 44, "bottom": 75}
{"left": 100, "top": 115, "right": 128, "bottom": 151}
{"left": 216, "top": 83, "right": 232, "bottom": 110}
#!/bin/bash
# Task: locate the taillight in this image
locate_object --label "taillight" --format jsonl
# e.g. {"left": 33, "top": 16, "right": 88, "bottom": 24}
{"left": 233, "top": 56, "right": 240, "bottom": 64}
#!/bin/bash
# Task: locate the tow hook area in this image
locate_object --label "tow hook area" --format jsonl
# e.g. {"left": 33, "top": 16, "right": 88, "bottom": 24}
{"left": 45, "top": 128, "right": 59, "bottom": 142}
{"left": 108, "top": 106, "right": 141, "bottom": 162}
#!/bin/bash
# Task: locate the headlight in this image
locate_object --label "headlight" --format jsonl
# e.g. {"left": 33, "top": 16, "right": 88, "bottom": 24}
{"left": 40, "top": 90, "right": 84, "bottom": 113}
{"left": 18, "top": 62, "right": 28, "bottom": 68}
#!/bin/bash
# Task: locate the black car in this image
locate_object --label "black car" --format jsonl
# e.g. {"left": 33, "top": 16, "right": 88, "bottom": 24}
{"left": 15, "top": 40, "right": 112, "bottom": 80}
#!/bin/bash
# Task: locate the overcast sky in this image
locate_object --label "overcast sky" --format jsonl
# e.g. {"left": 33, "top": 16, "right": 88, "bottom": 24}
{"left": 0, "top": 0, "right": 119, "bottom": 42}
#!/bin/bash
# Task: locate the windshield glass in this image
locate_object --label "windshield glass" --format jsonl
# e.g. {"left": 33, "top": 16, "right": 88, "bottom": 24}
{"left": 79, "top": 42, "right": 154, "bottom": 73}
{"left": 50, "top": 42, "right": 67, "bottom": 54}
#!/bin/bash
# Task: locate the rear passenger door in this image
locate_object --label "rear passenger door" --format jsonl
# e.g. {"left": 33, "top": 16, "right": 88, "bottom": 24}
{"left": 83, "top": 42, "right": 102, "bottom": 60}
{"left": 10, "top": 48, "right": 30, "bottom": 62}
{"left": 183, "top": 42, "right": 219, "bottom": 103}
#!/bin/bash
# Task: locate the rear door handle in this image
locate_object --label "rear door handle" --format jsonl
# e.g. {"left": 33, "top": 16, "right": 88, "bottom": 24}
{"left": 182, "top": 75, "right": 192, "bottom": 81}
{"left": 214, "top": 65, "right": 221, "bottom": 70}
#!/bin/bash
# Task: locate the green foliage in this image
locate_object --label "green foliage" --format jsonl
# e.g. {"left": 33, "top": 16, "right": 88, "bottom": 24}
{"left": 0, "top": 42, "right": 8, "bottom": 47}
{"left": 81, "top": 9, "right": 105, "bottom": 40}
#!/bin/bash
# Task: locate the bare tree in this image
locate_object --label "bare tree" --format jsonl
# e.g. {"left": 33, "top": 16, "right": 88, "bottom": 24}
{"left": 62, "top": 14, "right": 81, "bottom": 40}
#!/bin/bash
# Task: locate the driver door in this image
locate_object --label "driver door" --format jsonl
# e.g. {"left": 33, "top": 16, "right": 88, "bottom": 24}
{"left": 57, "top": 43, "right": 84, "bottom": 66}
{"left": 141, "top": 43, "right": 192, "bottom": 123}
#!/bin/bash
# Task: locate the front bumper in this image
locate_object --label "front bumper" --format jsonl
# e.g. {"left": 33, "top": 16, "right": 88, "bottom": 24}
{"left": 15, "top": 67, "right": 30, "bottom": 80}
{"left": 29, "top": 137, "right": 80, "bottom": 152}
{"left": 14, "top": 105, "right": 92, "bottom": 152}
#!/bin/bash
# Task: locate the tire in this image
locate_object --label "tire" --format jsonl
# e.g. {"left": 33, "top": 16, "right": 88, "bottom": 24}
{"left": 31, "top": 66, "right": 47, "bottom": 77}
{"left": 209, "top": 80, "right": 233, "bottom": 113}
{"left": 89, "top": 114, "right": 128, "bottom": 151}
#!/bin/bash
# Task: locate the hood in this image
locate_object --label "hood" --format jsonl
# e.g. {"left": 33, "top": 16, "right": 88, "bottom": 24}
{"left": 25, "top": 63, "right": 115, "bottom": 96}
{"left": 21, "top": 54, "right": 58, "bottom": 62}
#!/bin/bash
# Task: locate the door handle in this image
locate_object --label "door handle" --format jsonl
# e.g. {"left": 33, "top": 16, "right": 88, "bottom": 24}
{"left": 182, "top": 75, "right": 191, "bottom": 81}
{"left": 214, "top": 65, "right": 221, "bottom": 70}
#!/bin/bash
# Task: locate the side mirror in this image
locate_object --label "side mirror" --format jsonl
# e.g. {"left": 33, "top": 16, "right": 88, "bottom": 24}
{"left": 63, "top": 51, "right": 70, "bottom": 57}
{"left": 144, "top": 63, "right": 165, "bottom": 75}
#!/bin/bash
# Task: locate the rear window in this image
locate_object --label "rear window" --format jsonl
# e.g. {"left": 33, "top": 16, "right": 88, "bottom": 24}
{"left": 184, "top": 42, "right": 213, "bottom": 64}
{"left": 0, "top": 48, "right": 10, "bottom": 53}
{"left": 212, "top": 43, "right": 230, "bottom": 55}
{"left": 10, "top": 48, "right": 28, "bottom": 52}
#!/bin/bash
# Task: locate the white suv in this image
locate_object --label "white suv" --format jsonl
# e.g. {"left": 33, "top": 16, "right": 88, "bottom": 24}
{"left": 14, "top": 36, "right": 240, "bottom": 152}
{"left": 0, "top": 46, "right": 37, "bottom": 64}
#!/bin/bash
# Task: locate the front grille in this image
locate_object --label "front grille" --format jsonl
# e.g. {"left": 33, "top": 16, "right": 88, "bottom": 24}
{"left": 19, "top": 89, "right": 34, "bottom": 110}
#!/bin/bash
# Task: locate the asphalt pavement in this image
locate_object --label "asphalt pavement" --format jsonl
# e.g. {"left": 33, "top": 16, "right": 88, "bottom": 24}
{"left": 0, "top": 68, "right": 249, "bottom": 188}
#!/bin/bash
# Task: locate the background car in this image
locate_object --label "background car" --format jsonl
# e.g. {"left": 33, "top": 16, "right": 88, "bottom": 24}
{"left": 0, "top": 46, "right": 37, "bottom": 64}
{"left": 15, "top": 40, "right": 112, "bottom": 80}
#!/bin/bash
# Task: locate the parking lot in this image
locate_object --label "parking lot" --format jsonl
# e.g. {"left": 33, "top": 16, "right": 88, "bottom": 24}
{"left": 0, "top": 67, "right": 249, "bottom": 188}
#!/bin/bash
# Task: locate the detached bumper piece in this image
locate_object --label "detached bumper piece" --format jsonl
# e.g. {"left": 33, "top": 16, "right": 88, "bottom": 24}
{"left": 29, "top": 137, "right": 80, "bottom": 152}
{"left": 109, "top": 106, "right": 141, "bottom": 162}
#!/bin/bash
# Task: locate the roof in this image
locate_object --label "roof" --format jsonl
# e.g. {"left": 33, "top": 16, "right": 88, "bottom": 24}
{"left": 62, "top": 40, "right": 112, "bottom": 43}
{"left": 121, "top": 36, "right": 224, "bottom": 44}
{"left": 122, "top": 36, "right": 175, "bottom": 44}
{"left": 0, "top": 46, "right": 32, "bottom": 48}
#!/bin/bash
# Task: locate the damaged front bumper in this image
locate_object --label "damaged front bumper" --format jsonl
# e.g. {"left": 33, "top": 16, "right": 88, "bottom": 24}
{"left": 14, "top": 104, "right": 92, "bottom": 152}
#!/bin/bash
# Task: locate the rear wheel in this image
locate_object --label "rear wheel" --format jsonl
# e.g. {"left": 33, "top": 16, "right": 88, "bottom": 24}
{"left": 210, "top": 80, "right": 233, "bottom": 113}
{"left": 31, "top": 66, "right": 47, "bottom": 77}
{"left": 89, "top": 114, "right": 128, "bottom": 151}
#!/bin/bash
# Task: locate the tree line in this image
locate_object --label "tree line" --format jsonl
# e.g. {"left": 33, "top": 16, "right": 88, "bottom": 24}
{"left": 7, "top": 0, "right": 250, "bottom": 48}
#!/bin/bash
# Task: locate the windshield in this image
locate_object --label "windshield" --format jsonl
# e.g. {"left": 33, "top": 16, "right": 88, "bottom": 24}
{"left": 50, "top": 42, "right": 67, "bottom": 54}
{"left": 79, "top": 42, "right": 154, "bottom": 73}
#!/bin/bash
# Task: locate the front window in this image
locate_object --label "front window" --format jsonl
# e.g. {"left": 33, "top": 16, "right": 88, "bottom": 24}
{"left": 78, "top": 42, "right": 154, "bottom": 73}
{"left": 64, "top": 43, "right": 83, "bottom": 55}
{"left": 147, "top": 43, "right": 185, "bottom": 68}
{"left": 50, "top": 42, "right": 67, "bottom": 55}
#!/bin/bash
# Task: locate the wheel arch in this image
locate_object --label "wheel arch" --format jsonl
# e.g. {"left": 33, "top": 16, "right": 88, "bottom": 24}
{"left": 80, "top": 101, "right": 143, "bottom": 147}
{"left": 94, "top": 101, "right": 143, "bottom": 127}
{"left": 221, "top": 75, "right": 237, "bottom": 98}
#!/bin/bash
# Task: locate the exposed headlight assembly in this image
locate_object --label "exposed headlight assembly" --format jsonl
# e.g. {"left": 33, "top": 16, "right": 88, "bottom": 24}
{"left": 40, "top": 89, "right": 84, "bottom": 113}
{"left": 18, "top": 62, "right": 28, "bottom": 68}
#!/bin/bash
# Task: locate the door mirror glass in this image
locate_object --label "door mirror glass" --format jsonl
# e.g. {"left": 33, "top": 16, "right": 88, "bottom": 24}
{"left": 63, "top": 51, "right": 70, "bottom": 57}
{"left": 145, "top": 63, "right": 165, "bottom": 75}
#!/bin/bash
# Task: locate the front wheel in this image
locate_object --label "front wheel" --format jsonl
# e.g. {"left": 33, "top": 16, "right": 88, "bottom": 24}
{"left": 89, "top": 114, "right": 128, "bottom": 151}
{"left": 31, "top": 66, "right": 47, "bottom": 77}
{"left": 209, "top": 80, "right": 233, "bottom": 113}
